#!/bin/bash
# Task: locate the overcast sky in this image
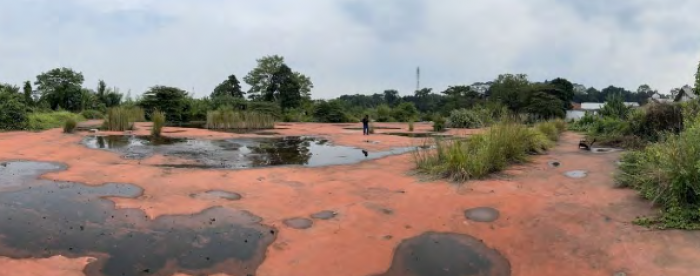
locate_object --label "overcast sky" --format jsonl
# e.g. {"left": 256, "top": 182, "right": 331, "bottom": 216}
{"left": 1, "top": 0, "right": 699, "bottom": 98}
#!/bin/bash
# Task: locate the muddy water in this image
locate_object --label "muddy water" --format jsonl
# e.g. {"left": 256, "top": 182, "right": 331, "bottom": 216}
{"left": 0, "top": 161, "right": 276, "bottom": 276}
{"left": 373, "top": 232, "right": 511, "bottom": 276}
{"left": 82, "top": 135, "right": 415, "bottom": 169}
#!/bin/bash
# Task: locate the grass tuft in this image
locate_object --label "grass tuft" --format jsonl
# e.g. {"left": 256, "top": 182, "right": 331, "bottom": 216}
{"left": 103, "top": 107, "right": 135, "bottom": 131}
{"left": 63, "top": 118, "right": 77, "bottom": 133}
{"left": 206, "top": 108, "right": 275, "bottom": 129}
{"left": 151, "top": 110, "right": 166, "bottom": 137}
{"left": 28, "top": 111, "right": 85, "bottom": 131}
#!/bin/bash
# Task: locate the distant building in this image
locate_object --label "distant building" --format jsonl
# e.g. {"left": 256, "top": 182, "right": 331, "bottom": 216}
{"left": 674, "top": 86, "right": 697, "bottom": 103}
{"left": 566, "top": 101, "right": 640, "bottom": 121}
{"left": 650, "top": 92, "right": 673, "bottom": 104}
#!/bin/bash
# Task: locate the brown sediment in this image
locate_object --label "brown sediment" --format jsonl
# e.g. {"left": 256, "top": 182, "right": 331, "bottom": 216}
{"left": 0, "top": 123, "right": 698, "bottom": 276}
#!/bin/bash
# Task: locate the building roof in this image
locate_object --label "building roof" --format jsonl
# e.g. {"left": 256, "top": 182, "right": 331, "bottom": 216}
{"left": 674, "top": 86, "right": 697, "bottom": 102}
{"left": 581, "top": 102, "right": 604, "bottom": 110}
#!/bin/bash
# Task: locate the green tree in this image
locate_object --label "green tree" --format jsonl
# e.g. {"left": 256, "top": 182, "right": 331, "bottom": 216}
{"left": 94, "top": 80, "right": 122, "bottom": 109}
{"left": 522, "top": 84, "right": 566, "bottom": 119}
{"left": 139, "top": 86, "right": 190, "bottom": 122}
{"left": 383, "top": 89, "right": 400, "bottom": 107}
{"left": 0, "top": 87, "right": 29, "bottom": 130}
{"left": 488, "top": 74, "right": 530, "bottom": 112}
{"left": 313, "top": 100, "right": 350, "bottom": 123}
{"left": 267, "top": 64, "right": 302, "bottom": 110}
{"left": 22, "top": 81, "right": 33, "bottom": 106}
{"left": 415, "top": 88, "right": 432, "bottom": 98}
{"left": 695, "top": 60, "right": 700, "bottom": 96}
{"left": 243, "top": 55, "right": 313, "bottom": 100}
{"left": 35, "top": 67, "right": 85, "bottom": 111}
{"left": 547, "top": 78, "right": 575, "bottom": 109}
{"left": 441, "top": 85, "right": 482, "bottom": 112}
{"left": 211, "top": 74, "right": 244, "bottom": 98}
{"left": 392, "top": 102, "right": 419, "bottom": 122}
{"left": 375, "top": 104, "right": 393, "bottom": 122}
{"left": 599, "top": 93, "right": 629, "bottom": 119}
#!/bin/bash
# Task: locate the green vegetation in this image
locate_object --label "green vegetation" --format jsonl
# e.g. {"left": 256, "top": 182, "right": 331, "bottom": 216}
{"left": 413, "top": 120, "right": 564, "bottom": 182}
{"left": 151, "top": 110, "right": 166, "bottom": 137}
{"left": 448, "top": 104, "right": 508, "bottom": 129}
{"left": 408, "top": 120, "right": 414, "bottom": 132}
{"left": 63, "top": 118, "right": 77, "bottom": 133}
{"left": 80, "top": 110, "right": 104, "bottom": 119}
{"left": 433, "top": 116, "right": 446, "bottom": 132}
{"left": 28, "top": 112, "right": 85, "bottom": 131}
{"left": 0, "top": 87, "right": 29, "bottom": 130}
{"left": 103, "top": 107, "right": 135, "bottom": 131}
{"left": 206, "top": 108, "right": 275, "bottom": 129}
{"left": 616, "top": 115, "right": 700, "bottom": 229}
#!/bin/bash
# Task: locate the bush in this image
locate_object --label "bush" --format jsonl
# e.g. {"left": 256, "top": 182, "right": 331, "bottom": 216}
{"left": 375, "top": 104, "right": 393, "bottom": 122}
{"left": 247, "top": 101, "right": 282, "bottom": 119}
{"left": 535, "top": 121, "right": 559, "bottom": 142}
{"left": 63, "top": 118, "right": 77, "bottom": 133}
{"left": 80, "top": 110, "right": 104, "bottom": 120}
{"left": 313, "top": 101, "right": 352, "bottom": 123}
{"left": 448, "top": 105, "right": 508, "bottom": 129}
{"left": 103, "top": 107, "right": 135, "bottom": 131}
{"left": 414, "top": 121, "right": 563, "bottom": 182}
{"left": 392, "top": 102, "right": 419, "bottom": 122}
{"left": 206, "top": 108, "right": 275, "bottom": 129}
{"left": 0, "top": 91, "right": 29, "bottom": 130}
{"left": 616, "top": 115, "right": 700, "bottom": 229}
{"left": 28, "top": 111, "right": 85, "bottom": 131}
{"left": 433, "top": 116, "right": 446, "bottom": 132}
{"left": 151, "top": 110, "right": 166, "bottom": 137}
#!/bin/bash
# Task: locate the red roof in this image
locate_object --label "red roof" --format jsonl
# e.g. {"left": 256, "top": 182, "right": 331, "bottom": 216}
{"left": 571, "top": 102, "right": 582, "bottom": 110}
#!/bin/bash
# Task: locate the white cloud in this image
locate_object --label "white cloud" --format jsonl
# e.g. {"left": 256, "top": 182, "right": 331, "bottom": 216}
{"left": 0, "top": 0, "right": 698, "bottom": 98}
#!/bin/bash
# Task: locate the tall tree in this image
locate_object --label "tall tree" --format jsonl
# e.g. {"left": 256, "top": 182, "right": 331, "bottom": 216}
{"left": 265, "top": 64, "right": 302, "bottom": 110}
{"left": 547, "top": 78, "right": 574, "bottom": 109}
{"left": 415, "top": 88, "right": 432, "bottom": 98}
{"left": 383, "top": 89, "right": 400, "bottom": 107}
{"left": 244, "top": 55, "right": 313, "bottom": 100}
{"left": 695, "top": 60, "right": 700, "bottom": 96}
{"left": 22, "top": 81, "right": 33, "bottom": 106}
{"left": 211, "top": 74, "right": 244, "bottom": 98}
{"left": 139, "top": 86, "right": 190, "bottom": 122}
{"left": 34, "top": 67, "right": 85, "bottom": 111}
{"left": 488, "top": 74, "right": 530, "bottom": 112}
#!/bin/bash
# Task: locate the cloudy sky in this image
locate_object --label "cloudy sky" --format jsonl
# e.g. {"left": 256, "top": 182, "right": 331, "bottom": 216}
{"left": 1, "top": 0, "right": 698, "bottom": 98}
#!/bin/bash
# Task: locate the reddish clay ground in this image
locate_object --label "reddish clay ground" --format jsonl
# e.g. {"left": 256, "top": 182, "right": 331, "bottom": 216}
{"left": 1, "top": 122, "right": 699, "bottom": 276}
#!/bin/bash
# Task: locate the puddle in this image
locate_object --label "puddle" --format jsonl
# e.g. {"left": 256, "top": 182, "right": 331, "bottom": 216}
{"left": 464, "top": 207, "right": 501, "bottom": 223}
{"left": 82, "top": 135, "right": 415, "bottom": 169}
{"left": 283, "top": 218, "right": 313, "bottom": 229}
{"left": 548, "top": 161, "right": 561, "bottom": 168}
{"left": 310, "top": 210, "right": 337, "bottom": 220}
{"left": 384, "top": 132, "right": 452, "bottom": 138}
{"left": 372, "top": 232, "right": 511, "bottom": 276}
{"left": 0, "top": 161, "right": 276, "bottom": 276}
{"left": 190, "top": 190, "right": 242, "bottom": 201}
{"left": 565, "top": 170, "right": 588, "bottom": 178}
{"left": 590, "top": 147, "right": 623, "bottom": 154}
{"left": 344, "top": 127, "right": 402, "bottom": 130}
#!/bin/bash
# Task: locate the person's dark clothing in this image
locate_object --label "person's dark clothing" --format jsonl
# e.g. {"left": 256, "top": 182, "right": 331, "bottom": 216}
{"left": 361, "top": 118, "right": 369, "bottom": 135}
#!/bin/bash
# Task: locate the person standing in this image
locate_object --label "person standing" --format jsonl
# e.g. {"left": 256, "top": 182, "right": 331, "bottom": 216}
{"left": 362, "top": 115, "right": 370, "bottom": 135}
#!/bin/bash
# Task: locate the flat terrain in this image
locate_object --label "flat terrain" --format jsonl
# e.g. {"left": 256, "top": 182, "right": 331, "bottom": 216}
{"left": 0, "top": 122, "right": 699, "bottom": 276}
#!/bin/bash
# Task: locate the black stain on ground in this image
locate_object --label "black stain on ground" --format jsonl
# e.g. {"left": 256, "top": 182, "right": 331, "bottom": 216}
{"left": 0, "top": 161, "right": 276, "bottom": 276}
{"left": 372, "top": 232, "right": 511, "bottom": 276}
{"left": 190, "top": 190, "right": 243, "bottom": 201}
{"left": 464, "top": 207, "right": 501, "bottom": 223}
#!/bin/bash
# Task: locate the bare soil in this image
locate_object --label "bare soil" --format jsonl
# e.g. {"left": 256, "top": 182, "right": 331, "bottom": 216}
{"left": 0, "top": 122, "right": 698, "bottom": 276}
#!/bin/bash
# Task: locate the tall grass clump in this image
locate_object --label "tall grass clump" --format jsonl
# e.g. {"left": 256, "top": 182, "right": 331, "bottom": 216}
{"left": 408, "top": 120, "right": 414, "bottom": 132}
{"left": 414, "top": 121, "right": 563, "bottom": 182}
{"left": 103, "top": 107, "right": 134, "bottom": 131}
{"left": 151, "top": 110, "right": 166, "bottom": 137}
{"left": 206, "top": 108, "right": 275, "bottom": 129}
{"left": 433, "top": 116, "right": 446, "bottom": 132}
{"left": 616, "top": 115, "right": 700, "bottom": 229}
{"left": 28, "top": 111, "right": 85, "bottom": 131}
{"left": 63, "top": 118, "right": 77, "bottom": 133}
{"left": 128, "top": 107, "right": 146, "bottom": 122}
{"left": 80, "top": 110, "right": 104, "bottom": 120}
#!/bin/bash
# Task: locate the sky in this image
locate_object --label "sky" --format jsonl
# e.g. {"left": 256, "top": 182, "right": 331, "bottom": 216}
{"left": 1, "top": 0, "right": 699, "bottom": 99}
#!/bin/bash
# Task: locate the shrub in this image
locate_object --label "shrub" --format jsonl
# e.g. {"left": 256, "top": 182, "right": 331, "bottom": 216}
{"left": 63, "top": 118, "right": 77, "bottom": 133}
{"left": 375, "top": 104, "right": 393, "bottom": 122}
{"left": 313, "top": 101, "right": 351, "bottom": 123}
{"left": 28, "top": 111, "right": 85, "bottom": 131}
{"left": 433, "top": 116, "right": 446, "bottom": 132}
{"left": 392, "top": 102, "right": 419, "bottom": 122}
{"left": 151, "top": 110, "right": 166, "bottom": 137}
{"left": 616, "top": 115, "right": 700, "bottom": 229}
{"left": 414, "top": 121, "right": 563, "bottom": 182}
{"left": 408, "top": 120, "right": 414, "bottom": 132}
{"left": 128, "top": 107, "right": 146, "bottom": 122}
{"left": 448, "top": 105, "right": 508, "bottom": 129}
{"left": 80, "top": 110, "right": 104, "bottom": 120}
{"left": 248, "top": 101, "right": 282, "bottom": 119}
{"left": 103, "top": 107, "right": 134, "bottom": 131}
{"left": 535, "top": 121, "right": 559, "bottom": 142}
{"left": 0, "top": 91, "right": 29, "bottom": 130}
{"left": 206, "top": 108, "right": 275, "bottom": 129}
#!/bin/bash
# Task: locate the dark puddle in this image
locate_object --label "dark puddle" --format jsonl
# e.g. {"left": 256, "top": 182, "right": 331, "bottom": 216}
{"left": 565, "top": 170, "right": 588, "bottom": 178}
{"left": 464, "top": 207, "right": 500, "bottom": 223}
{"left": 282, "top": 218, "right": 313, "bottom": 229}
{"left": 384, "top": 132, "right": 452, "bottom": 138}
{"left": 190, "top": 190, "right": 242, "bottom": 201}
{"left": 310, "top": 210, "right": 337, "bottom": 220}
{"left": 589, "top": 147, "right": 623, "bottom": 154}
{"left": 82, "top": 135, "right": 415, "bottom": 169}
{"left": 548, "top": 161, "right": 561, "bottom": 168}
{"left": 344, "top": 127, "right": 402, "bottom": 130}
{"left": 0, "top": 161, "right": 276, "bottom": 276}
{"left": 372, "top": 232, "right": 511, "bottom": 276}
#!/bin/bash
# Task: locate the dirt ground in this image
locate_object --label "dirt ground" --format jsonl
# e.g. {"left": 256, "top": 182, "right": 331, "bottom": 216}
{"left": 0, "top": 122, "right": 699, "bottom": 276}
